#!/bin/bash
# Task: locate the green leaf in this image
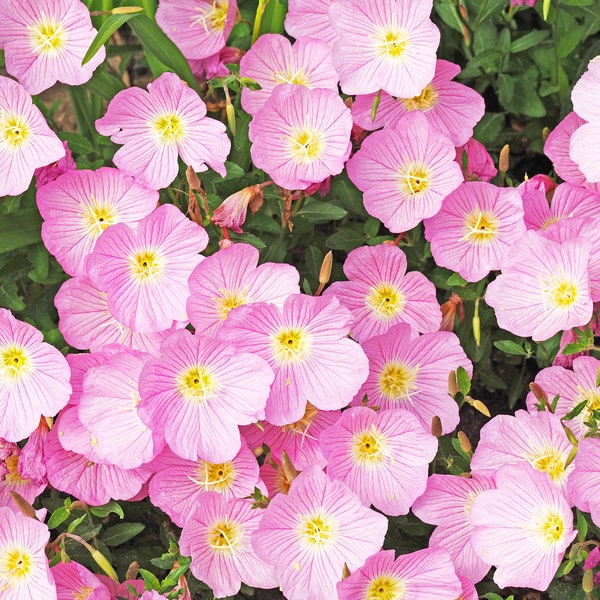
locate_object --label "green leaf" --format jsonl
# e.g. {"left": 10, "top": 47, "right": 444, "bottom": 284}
{"left": 83, "top": 12, "right": 141, "bottom": 65}
{"left": 101, "top": 523, "right": 145, "bottom": 547}
{"left": 228, "top": 232, "right": 266, "bottom": 250}
{"left": 67, "top": 514, "right": 88, "bottom": 533}
{"left": 494, "top": 340, "right": 529, "bottom": 356}
{"left": 297, "top": 198, "right": 347, "bottom": 222}
{"left": 563, "top": 399, "right": 587, "bottom": 421}
{"left": 363, "top": 217, "right": 380, "bottom": 238}
{"left": 473, "top": 112, "right": 505, "bottom": 148}
{"left": 59, "top": 132, "right": 95, "bottom": 156}
{"left": 139, "top": 568, "right": 161, "bottom": 591}
{"left": 28, "top": 244, "right": 48, "bottom": 280}
{"left": 576, "top": 509, "right": 589, "bottom": 542}
{"left": 305, "top": 245, "right": 323, "bottom": 281}
{"left": 302, "top": 278, "right": 312, "bottom": 295}
{"left": 456, "top": 366, "right": 471, "bottom": 395}
{"left": 510, "top": 30, "right": 550, "bottom": 53}
{"left": 498, "top": 73, "right": 515, "bottom": 105}
{"left": 447, "top": 273, "right": 468, "bottom": 286}
{"left": 0, "top": 280, "right": 25, "bottom": 311}
{"left": 0, "top": 208, "right": 42, "bottom": 253}
{"left": 47, "top": 507, "right": 70, "bottom": 530}
{"left": 325, "top": 228, "right": 365, "bottom": 252}
{"left": 433, "top": 0, "right": 464, "bottom": 34}
{"left": 90, "top": 500, "right": 124, "bottom": 519}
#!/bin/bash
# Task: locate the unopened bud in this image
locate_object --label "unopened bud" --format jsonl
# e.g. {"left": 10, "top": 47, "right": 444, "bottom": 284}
{"left": 212, "top": 185, "right": 262, "bottom": 233}
{"left": 90, "top": 548, "right": 119, "bottom": 582}
{"left": 563, "top": 423, "right": 578, "bottom": 447}
{"left": 448, "top": 371, "right": 459, "bottom": 398}
{"left": 319, "top": 251, "right": 333, "bottom": 286}
{"left": 457, "top": 431, "right": 472, "bottom": 455}
{"left": 499, "top": 144, "right": 510, "bottom": 174}
{"left": 281, "top": 451, "right": 299, "bottom": 484}
{"left": 542, "top": 127, "right": 550, "bottom": 142}
{"left": 529, "top": 382, "right": 548, "bottom": 407}
{"left": 466, "top": 396, "right": 491, "bottom": 417}
{"left": 111, "top": 6, "right": 143, "bottom": 14}
{"left": 126, "top": 561, "right": 139, "bottom": 580}
{"left": 371, "top": 90, "right": 382, "bottom": 122}
{"left": 583, "top": 568, "right": 595, "bottom": 594}
{"left": 186, "top": 166, "right": 201, "bottom": 190}
{"left": 564, "top": 444, "right": 579, "bottom": 469}
{"left": 341, "top": 563, "right": 351, "bottom": 580}
{"left": 431, "top": 416, "right": 442, "bottom": 438}
{"left": 10, "top": 492, "right": 37, "bottom": 519}
{"left": 472, "top": 312, "right": 480, "bottom": 347}
{"left": 226, "top": 102, "right": 236, "bottom": 136}
{"left": 218, "top": 239, "right": 234, "bottom": 250}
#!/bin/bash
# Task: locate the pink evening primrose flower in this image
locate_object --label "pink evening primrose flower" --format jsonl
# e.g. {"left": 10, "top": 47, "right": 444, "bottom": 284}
{"left": 240, "top": 34, "right": 338, "bottom": 117}
{"left": 324, "top": 244, "right": 441, "bottom": 342}
{"left": 0, "top": 0, "right": 106, "bottom": 95}
{"left": 187, "top": 242, "right": 300, "bottom": 336}
{"left": 285, "top": 0, "right": 337, "bottom": 46}
{"left": 329, "top": 0, "right": 440, "bottom": 97}
{"left": 337, "top": 547, "right": 462, "bottom": 600}
{"left": 37, "top": 167, "right": 158, "bottom": 277}
{"left": 352, "top": 60, "right": 485, "bottom": 147}
{"left": 248, "top": 84, "right": 352, "bottom": 191}
{"left": 0, "top": 309, "right": 71, "bottom": 442}
{"left": 456, "top": 137, "right": 498, "bottom": 183}
{"left": 357, "top": 323, "right": 472, "bottom": 435}
{"left": 471, "top": 463, "right": 576, "bottom": 591}
{"left": 180, "top": 494, "right": 278, "bottom": 598}
{"left": 155, "top": 0, "right": 237, "bottom": 61}
{"left": 52, "top": 561, "right": 110, "bottom": 600}
{"left": 485, "top": 230, "right": 593, "bottom": 342}
{"left": 320, "top": 406, "right": 438, "bottom": 515}
{"left": 0, "top": 507, "right": 55, "bottom": 599}
{"left": 346, "top": 111, "right": 463, "bottom": 233}
{"left": 253, "top": 466, "right": 388, "bottom": 600}
{"left": 571, "top": 57, "right": 600, "bottom": 124}
{"left": 139, "top": 329, "right": 274, "bottom": 463}
{"left": 412, "top": 473, "right": 496, "bottom": 583}
{"left": 86, "top": 203, "right": 207, "bottom": 333}
{"left": 221, "top": 294, "right": 369, "bottom": 426}
{"left": 95, "top": 72, "right": 230, "bottom": 190}
{"left": 0, "top": 76, "right": 65, "bottom": 197}
{"left": 570, "top": 122, "right": 600, "bottom": 183}
{"left": 424, "top": 181, "right": 526, "bottom": 282}
{"left": 567, "top": 436, "right": 600, "bottom": 527}
{"left": 33, "top": 140, "right": 75, "bottom": 189}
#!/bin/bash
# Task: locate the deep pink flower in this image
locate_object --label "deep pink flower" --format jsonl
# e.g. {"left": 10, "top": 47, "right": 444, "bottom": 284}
{"left": 285, "top": 0, "right": 337, "bottom": 46}
{"left": 33, "top": 140, "right": 75, "bottom": 189}
{"left": 456, "top": 137, "right": 498, "bottom": 183}
{"left": 52, "top": 561, "right": 110, "bottom": 600}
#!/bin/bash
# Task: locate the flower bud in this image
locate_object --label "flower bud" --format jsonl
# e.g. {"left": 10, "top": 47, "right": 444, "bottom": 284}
{"left": 211, "top": 185, "right": 263, "bottom": 233}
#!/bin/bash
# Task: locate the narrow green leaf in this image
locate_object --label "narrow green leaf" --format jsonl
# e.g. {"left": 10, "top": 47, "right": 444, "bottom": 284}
{"left": 139, "top": 568, "right": 161, "bottom": 591}
{"left": 83, "top": 13, "right": 140, "bottom": 65}
{"left": 90, "top": 500, "right": 124, "bottom": 519}
{"left": 494, "top": 340, "right": 529, "bottom": 356}
{"left": 67, "top": 514, "right": 88, "bottom": 533}
{"left": 297, "top": 199, "right": 347, "bottom": 222}
{"left": 101, "top": 523, "right": 145, "bottom": 547}
{"left": 576, "top": 510, "right": 588, "bottom": 542}
{"left": 47, "top": 507, "right": 70, "bottom": 530}
{"left": 456, "top": 366, "right": 471, "bottom": 396}
{"left": 563, "top": 399, "right": 587, "bottom": 421}
{"left": 510, "top": 30, "right": 550, "bottom": 53}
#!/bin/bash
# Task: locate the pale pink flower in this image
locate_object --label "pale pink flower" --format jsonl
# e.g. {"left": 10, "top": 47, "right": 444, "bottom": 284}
{"left": 86, "top": 203, "right": 207, "bottom": 333}
{"left": 412, "top": 473, "right": 496, "bottom": 583}
{"left": 571, "top": 57, "right": 600, "bottom": 123}
{"left": 485, "top": 231, "right": 593, "bottom": 341}
{"left": 253, "top": 466, "right": 388, "bottom": 600}
{"left": 187, "top": 242, "right": 299, "bottom": 336}
{"left": 456, "top": 137, "right": 498, "bottom": 183}
{"left": 240, "top": 34, "right": 338, "bottom": 116}
{"left": 155, "top": 0, "right": 237, "bottom": 60}
{"left": 0, "top": 0, "right": 105, "bottom": 94}
{"left": 139, "top": 329, "right": 273, "bottom": 463}
{"left": 221, "top": 294, "right": 368, "bottom": 425}
{"left": 570, "top": 122, "right": 600, "bottom": 183}
{"left": 357, "top": 323, "right": 472, "bottom": 435}
{"left": 0, "top": 507, "right": 55, "bottom": 599}
{"left": 285, "top": 0, "right": 337, "bottom": 46}
{"left": 95, "top": 72, "right": 230, "bottom": 190}
{"left": 321, "top": 406, "right": 437, "bottom": 515}
{"left": 52, "top": 561, "right": 110, "bottom": 600}
{"left": 471, "top": 463, "right": 576, "bottom": 591}
{"left": 0, "top": 76, "right": 65, "bottom": 197}
{"left": 249, "top": 84, "right": 352, "bottom": 190}
{"left": 37, "top": 167, "right": 158, "bottom": 277}
{"left": 329, "top": 0, "right": 440, "bottom": 97}
{"left": 424, "top": 182, "right": 526, "bottom": 282}
{"left": 324, "top": 244, "right": 441, "bottom": 342}
{"left": 568, "top": 436, "right": 600, "bottom": 527}
{"left": 0, "top": 441, "right": 46, "bottom": 513}
{"left": 0, "top": 309, "right": 71, "bottom": 442}
{"left": 352, "top": 60, "right": 485, "bottom": 146}
{"left": 346, "top": 111, "right": 463, "bottom": 233}
{"left": 33, "top": 140, "right": 75, "bottom": 189}
{"left": 337, "top": 547, "right": 462, "bottom": 600}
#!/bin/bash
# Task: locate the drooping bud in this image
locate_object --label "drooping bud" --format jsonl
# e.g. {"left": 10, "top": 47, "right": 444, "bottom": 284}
{"left": 457, "top": 431, "right": 472, "bottom": 455}
{"left": 431, "top": 416, "right": 442, "bottom": 438}
{"left": 448, "top": 371, "right": 459, "bottom": 398}
{"left": 529, "top": 382, "right": 549, "bottom": 409}
{"left": 583, "top": 568, "right": 595, "bottom": 593}
{"left": 499, "top": 144, "right": 510, "bottom": 174}
{"left": 440, "top": 293, "right": 464, "bottom": 331}
{"left": 466, "top": 396, "right": 491, "bottom": 417}
{"left": 211, "top": 185, "right": 264, "bottom": 233}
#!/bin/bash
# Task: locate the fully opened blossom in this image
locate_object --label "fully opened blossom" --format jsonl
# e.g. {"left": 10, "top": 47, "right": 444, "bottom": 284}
{"left": 96, "top": 72, "right": 230, "bottom": 189}
{"left": 86, "top": 203, "right": 207, "bottom": 333}
{"left": 221, "top": 294, "right": 369, "bottom": 425}
{"left": 324, "top": 244, "right": 441, "bottom": 342}
{"left": 0, "top": 76, "right": 65, "bottom": 197}
{"left": 0, "top": 309, "right": 71, "bottom": 442}
{"left": 0, "top": 0, "right": 105, "bottom": 95}
{"left": 329, "top": 0, "right": 440, "bottom": 97}
{"left": 568, "top": 437, "right": 600, "bottom": 526}
{"left": 37, "top": 167, "right": 158, "bottom": 277}
{"left": 346, "top": 111, "right": 463, "bottom": 233}
{"left": 471, "top": 463, "right": 576, "bottom": 591}
{"left": 485, "top": 231, "right": 593, "bottom": 341}
{"left": 285, "top": 0, "right": 337, "bottom": 46}
{"left": 249, "top": 84, "right": 352, "bottom": 190}
{"left": 253, "top": 466, "right": 388, "bottom": 600}
{"left": 240, "top": 34, "right": 338, "bottom": 116}
{"left": 424, "top": 182, "right": 526, "bottom": 282}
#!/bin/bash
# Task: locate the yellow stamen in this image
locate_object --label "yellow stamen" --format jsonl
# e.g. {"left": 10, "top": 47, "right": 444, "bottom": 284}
{"left": 1, "top": 346, "right": 31, "bottom": 381}
{"left": 288, "top": 128, "right": 324, "bottom": 164}
{"left": 461, "top": 209, "right": 498, "bottom": 244}
{"left": 0, "top": 112, "right": 30, "bottom": 151}
{"left": 189, "top": 460, "right": 236, "bottom": 492}
{"left": 366, "top": 283, "right": 404, "bottom": 319}
{"left": 379, "top": 361, "right": 419, "bottom": 402}
{"left": 207, "top": 519, "right": 241, "bottom": 554}
{"left": 129, "top": 249, "right": 163, "bottom": 282}
{"left": 401, "top": 84, "right": 439, "bottom": 112}
{"left": 365, "top": 574, "right": 406, "bottom": 600}
{"left": 193, "top": 1, "right": 229, "bottom": 33}
{"left": 82, "top": 196, "right": 116, "bottom": 238}
{"left": 151, "top": 113, "right": 185, "bottom": 145}
{"left": 28, "top": 17, "right": 65, "bottom": 55}
{"left": 539, "top": 272, "right": 578, "bottom": 312}
{"left": 378, "top": 29, "right": 408, "bottom": 60}
{"left": 526, "top": 447, "right": 566, "bottom": 483}
{"left": 215, "top": 289, "right": 248, "bottom": 320}
{"left": 273, "top": 67, "right": 309, "bottom": 86}
{"left": 398, "top": 162, "right": 430, "bottom": 196}
{"left": 298, "top": 512, "right": 334, "bottom": 548}
{"left": 534, "top": 510, "right": 566, "bottom": 547}
{"left": 353, "top": 424, "right": 387, "bottom": 465}
{"left": 272, "top": 328, "right": 310, "bottom": 364}
{"left": 177, "top": 365, "right": 217, "bottom": 402}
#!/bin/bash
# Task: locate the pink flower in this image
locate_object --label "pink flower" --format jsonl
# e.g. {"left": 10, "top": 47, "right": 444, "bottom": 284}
{"left": 571, "top": 123, "right": 600, "bottom": 183}
{"left": 346, "top": 111, "right": 463, "bottom": 233}
{"left": 221, "top": 294, "right": 369, "bottom": 425}
{"left": 456, "top": 138, "right": 498, "bottom": 183}
{"left": 139, "top": 329, "right": 274, "bottom": 463}
{"left": 285, "top": 0, "right": 337, "bottom": 46}
{"left": 0, "top": 309, "right": 71, "bottom": 442}
{"left": 210, "top": 185, "right": 263, "bottom": 233}
{"left": 329, "top": 0, "right": 440, "bottom": 97}
{"left": 571, "top": 57, "right": 600, "bottom": 124}
{"left": 471, "top": 463, "right": 576, "bottom": 591}
{"left": 357, "top": 323, "right": 472, "bottom": 435}
{"left": 86, "top": 203, "right": 207, "bottom": 333}
{"left": 337, "top": 547, "right": 462, "bottom": 600}
{"left": 424, "top": 182, "right": 526, "bottom": 282}
{"left": 253, "top": 466, "right": 388, "bottom": 600}
{"left": 412, "top": 473, "right": 496, "bottom": 583}
{"left": 0, "top": 76, "right": 65, "bottom": 197}
{"left": 568, "top": 437, "right": 600, "bottom": 527}
{"left": 95, "top": 72, "right": 230, "bottom": 190}
{"left": 249, "top": 84, "right": 352, "bottom": 190}
{"left": 52, "top": 561, "right": 110, "bottom": 600}
{"left": 187, "top": 242, "right": 299, "bottom": 336}
{"left": 240, "top": 34, "right": 338, "bottom": 116}
{"left": 0, "top": 507, "right": 55, "bottom": 599}
{"left": 352, "top": 60, "right": 485, "bottom": 146}
{"left": 0, "top": 0, "right": 105, "bottom": 94}
{"left": 33, "top": 140, "right": 75, "bottom": 189}
{"left": 324, "top": 244, "right": 441, "bottom": 342}
{"left": 155, "top": 0, "right": 237, "bottom": 60}
{"left": 320, "top": 406, "right": 437, "bottom": 515}
{"left": 37, "top": 167, "right": 158, "bottom": 277}
{"left": 485, "top": 231, "right": 593, "bottom": 341}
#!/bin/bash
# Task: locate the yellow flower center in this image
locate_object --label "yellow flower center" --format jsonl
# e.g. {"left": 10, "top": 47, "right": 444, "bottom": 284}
{"left": 379, "top": 361, "right": 419, "bottom": 401}
{"left": 398, "top": 162, "right": 430, "bottom": 196}
{"left": 82, "top": 197, "right": 116, "bottom": 238}
{"left": 282, "top": 402, "right": 318, "bottom": 434}
{"left": 274, "top": 67, "right": 309, "bottom": 86}
{"left": 2, "top": 548, "right": 33, "bottom": 582}
{"left": 73, "top": 587, "right": 95, "bottom": 600}
{"left": 289, "top": 128, "right": 324, "bottom": 164}
{"left": 539, "top": 273, "right": 579, "bottom": 312}
{"left": 29, "top": 17, "right": 65, "bottom": 55}
{"left": 578, "top": 387, "right": 600, "bottom": 426}
{"left": 0, "top": 113, "right": 30, "bottom": 151}
{"left": 461, "top": 210, "right": 498, "bottom": 244}
{"left": 526, "top": 447, "right": 566, "bottom": 483}
{"left": 366, "top": 283, "right": 404, "bottom": 319}
{"left": 365, "top": 574, "right": 406, "bottom": 600}
{"left": 207, "top": 519, "right": 241, "bottom": 553}
{"left": 272, "top": 328, "right": 309, "bottom": 364}
{"left": 151, "top": 113, "right": 185, "bottom": 145}
{"left": 190, "top": 460, "right": 236, "bottom": 492}
{"left": 177, "top": 365, "right": 217, "bottom": 402}
{"left": 401, "top": 84, "right": 439, "bottom": 112}
{"left": 299, "top": 512, "right": 334, "bottom": 548}
{"left": 129, "top": 249, "right": 163, "bottom": 282}
{"left": 1, "top": 346, "right": 30, "bottom": 381}
{"left": 378, "top": 29, "right": 408, "bottom": 60}
{"left": 194, "top": 0, "right": 229, "bottom": 32}
{"left": 535, "top": 510, "right": 566, "bottom": 546}
{"left": 3, "top": 455, "right": 24, "bottom": 486}
{"left": 353, "top": 425, "right": 387, "bottom": 465}
{"left": 215, "top": 289, "right": 248, "bottom": 321}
